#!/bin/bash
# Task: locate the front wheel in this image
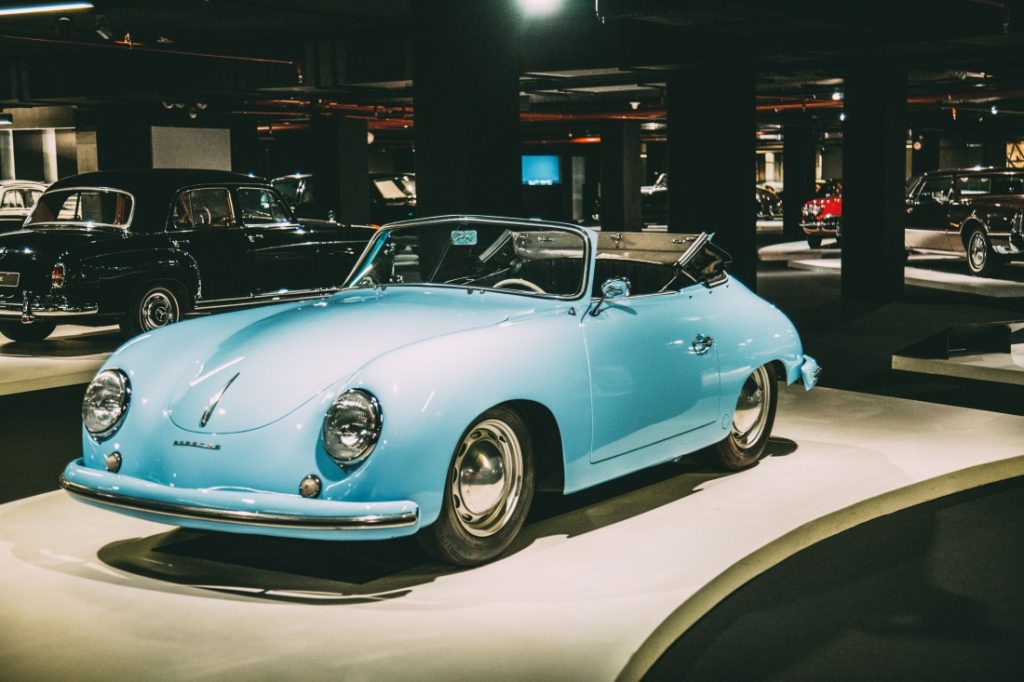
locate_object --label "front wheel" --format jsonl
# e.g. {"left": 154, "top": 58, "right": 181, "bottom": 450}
{"left": 417, "top": 406, "right": 535, "bottom": 566}
{"left": 0, "top": 319, "right": 57, "bottom": 342}
{"left": 966, "top": 227, "right": 1000, "bottom": 277}
{"left": 708, "top": 364, "right": 778, "bottom": 471}
{"left": 119, "top": 283, "right": 186, "bottom": 338}
{"left": 806, "top": 235, "right": 822, "bottom": 249}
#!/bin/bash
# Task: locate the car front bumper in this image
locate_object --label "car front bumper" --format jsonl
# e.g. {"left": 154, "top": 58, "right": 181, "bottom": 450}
{"left": 60, "top": 459, "right": 422, "bottom": 541}
{"left": 800, "top": 218, "right": 841, "bottom": 236}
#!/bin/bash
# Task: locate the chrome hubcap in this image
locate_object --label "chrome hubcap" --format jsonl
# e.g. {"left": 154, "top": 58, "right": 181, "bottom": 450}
{"left": 141, "top": 291, "right": 176, "bottom": 330}
{"left": 969, "top": 233, "right": 987, "bottom": 270}
{"left": 451, "top": 418, "right": 523, "bottom": 538}
{"left": 732, "top": 366, "right": 771, "bottom": 449}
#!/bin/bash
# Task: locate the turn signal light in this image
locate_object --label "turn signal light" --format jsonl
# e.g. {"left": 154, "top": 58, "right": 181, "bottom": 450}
{"left": 51, "top": 263, "right": 65, "bottom": 288}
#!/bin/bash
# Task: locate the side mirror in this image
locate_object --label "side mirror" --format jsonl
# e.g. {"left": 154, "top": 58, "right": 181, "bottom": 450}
{"left": 591, "top": 277, "right": 630, "bottom": 316}
{"left": 601, "top": 277, "right": 631, "bottom": 299}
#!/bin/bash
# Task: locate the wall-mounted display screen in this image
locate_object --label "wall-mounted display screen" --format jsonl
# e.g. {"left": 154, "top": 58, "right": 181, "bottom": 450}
{"left": 522, "top": 155, "right": 561, "bottom": 186}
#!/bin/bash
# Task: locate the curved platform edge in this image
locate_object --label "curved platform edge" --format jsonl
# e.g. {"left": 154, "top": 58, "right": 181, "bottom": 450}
{"left": 617, "top": 453, "right": 1024, "bottom": 682}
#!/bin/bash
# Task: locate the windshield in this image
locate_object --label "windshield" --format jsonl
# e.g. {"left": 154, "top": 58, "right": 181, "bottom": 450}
{"left": 345, "top": 219, "right": 589, "bottom": 298}
{"left": 27, "top": 188, "right": 133, "bottom": 228}
{"left": 814, "top": 180, "right": 842, "bottom": 199}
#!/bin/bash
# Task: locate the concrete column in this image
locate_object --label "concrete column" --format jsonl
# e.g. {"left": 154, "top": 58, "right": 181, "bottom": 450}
{"left": 782, "top": 118, "right": 817, "bottom": 242}
{"left": 41, "top": 129, "right": 58, "bottom": 183}
{"left": 841, "top": 67, "right": 907, "bottom": 302}
{"left": 0, "top": 129, "right": 14, "bottom": 180}
{"left": 911, "top": 130, "right": 941, "bottom": 176}
{"left": 309, "top": 113, "right": 371, "bottom": 224}
{"left": 95, "top": 106, "right": 151, "bottom": 170}
{"left": 413, "top": 0, "right": 520, "bottom": 217}
{"left": 667, "top": 68, "right": 758, "bottom": 288}
{"left": 599, "top": 120, "right": 642, "bottom": 231}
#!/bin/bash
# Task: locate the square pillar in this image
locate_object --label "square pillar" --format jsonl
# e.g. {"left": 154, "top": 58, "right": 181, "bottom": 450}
{"left": 841, "top": 67, "right": 907, "bottom": 302}
{"left": 413, "top": 0, "right": 521, "bottom": 217}
{"left": 667, "top": 69, "right": 757, "bottom": 288}
{"left": 782, "top": 117, "right": 817, "bottom": 242}
{"left": 310, "top": 113, "right": 371, "bottom": 224}
{"left": 599, "top": 120, "right": 642, "bottom": 231}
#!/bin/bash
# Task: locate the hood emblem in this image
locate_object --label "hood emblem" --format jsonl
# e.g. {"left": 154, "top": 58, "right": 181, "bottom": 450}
{"left": 174, "top": 440, "right": 221, "bottom": 451}
{"left": 200, "top": 372, "right": 240, "bottom": 428}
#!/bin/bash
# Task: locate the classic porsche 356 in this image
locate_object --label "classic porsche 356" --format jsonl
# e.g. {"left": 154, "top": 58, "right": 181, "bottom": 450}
{"left": 61, "top": 215, "right": 819, "bottom": 566}
{"left": 0, "top": 169, "right": 374, "bottom": 341}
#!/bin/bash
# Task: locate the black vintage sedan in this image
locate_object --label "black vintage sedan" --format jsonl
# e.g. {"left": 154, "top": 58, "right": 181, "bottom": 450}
{"left": 905, "top": 168, "right": 1024, "bottom": 276}
{"left": 0, "top": 169, "right": 375, "bottom": 342}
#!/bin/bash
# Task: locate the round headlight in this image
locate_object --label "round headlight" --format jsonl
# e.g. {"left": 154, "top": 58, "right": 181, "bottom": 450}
{"left": 82, "top": 369, "right": 131, "bottom": 439}
{"left": 322, "top": 389, "right": 382, "bottom": 466}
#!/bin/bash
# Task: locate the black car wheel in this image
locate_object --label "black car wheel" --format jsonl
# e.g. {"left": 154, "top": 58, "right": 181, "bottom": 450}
{"left": 707, "top": 364, "right": 778, "bottom": 471}
{"left": 806, "top": 235, "right": 822, "bottom": 249}
{"left": 966, "top": 226, "right": 1000, "bottom": 277}
{"left": 0, "top": 319, "right": 57, "bottom": 342}
{"left": 417, "top": 406, "right": 535, "bottom": 566}
{"left": 120, "top": 283, "right": 185, "bottom": 338}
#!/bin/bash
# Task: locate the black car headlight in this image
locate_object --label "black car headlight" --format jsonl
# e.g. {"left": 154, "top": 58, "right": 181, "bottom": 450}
{"left": 322, "top": 389, "right": 382, "bottom": 466}
{"left": 82, "top": 369, "right": 131, "bottom": 439}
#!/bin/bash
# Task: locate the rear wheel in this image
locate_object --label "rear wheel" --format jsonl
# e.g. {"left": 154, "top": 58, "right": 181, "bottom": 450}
{"left": 119, "top": 283, "right": 186, "bottom": 338}
{"left": 418, "top": 406, "right": 535, "bottom": 566}
{"left": 0, "top": 319, "right": 56, "bottom": 342}
{"left": 806, "top": 235, "right": 822, "bottom": 249}
{"left": 708, "top": 364, "right": 778, "bottom": 471}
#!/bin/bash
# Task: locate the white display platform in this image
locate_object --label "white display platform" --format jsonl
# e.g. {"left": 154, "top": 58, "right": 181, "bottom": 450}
{"left": 787, "top": 257, "right": 1024, "bottom": 298}
{"left": 0, "top": 325, "right": 118, "bottom": 396}
{"left": 2, "top": 387, "right": 1023, "bottom": 681}
{"left": 757, "top": 239, "right": 840, "bottom": 261}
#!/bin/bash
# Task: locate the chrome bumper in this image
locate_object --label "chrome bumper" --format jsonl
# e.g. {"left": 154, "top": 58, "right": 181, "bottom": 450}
{"left": 0, "top": 291, "right": 98, "bottom": 321}
{"left": 800, "top": 355, "right": 822, "bottom": 390}
{"left": 59, "top": 460, "right": 420, "bottom": 536}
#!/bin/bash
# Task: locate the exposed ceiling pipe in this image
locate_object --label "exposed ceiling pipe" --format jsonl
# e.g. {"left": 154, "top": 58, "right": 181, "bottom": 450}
{"left": 0, "top": 33, "right": 304, "bottom": 84}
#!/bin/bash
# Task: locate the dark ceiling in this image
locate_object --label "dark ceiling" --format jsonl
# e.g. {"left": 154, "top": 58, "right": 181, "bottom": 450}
{"left": 3, "top": 0, "right": 1024, "bottom": 138}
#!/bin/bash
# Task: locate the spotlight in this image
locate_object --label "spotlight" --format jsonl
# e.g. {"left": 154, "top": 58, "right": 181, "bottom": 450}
{"left": 94, "top": 13, "right": 112, "bottom": 40}
{"left": 628, "top": 101, "right": 641, "bottom": 111}
{"left": 831, "top": 89, "right": 843, "bottom": 101}
{"left": 195, "top": 101, "right": 208, "bottom": 111}
{"left": 839, "top": 112, "right": 846, "bottom": 122}
{"left": 991, "top": 105, "right": 999, "bottom": 115}
{"left": 519, "top": 0, "right": 562, "bottom": 16}
{"left": 187, "top": 105, "right": 198, "bottom": 120}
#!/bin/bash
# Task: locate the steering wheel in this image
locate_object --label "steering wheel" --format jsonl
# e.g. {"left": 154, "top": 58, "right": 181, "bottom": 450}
{"left": 493, "top": 278, "right": 546, "bottom": 294}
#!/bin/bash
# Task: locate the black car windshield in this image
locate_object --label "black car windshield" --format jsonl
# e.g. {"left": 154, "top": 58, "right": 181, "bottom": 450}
{"left": 27, "top": 188, "right": 133, "bottom": 228}
{"left": 345, "top": 219, "right": 588, "bottom": 298}
{"left": 814, "top": 180, "right": 842, "bottom": 198}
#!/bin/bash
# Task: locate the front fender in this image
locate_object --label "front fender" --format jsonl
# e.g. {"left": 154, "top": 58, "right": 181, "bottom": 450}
{"left": 335, "top": 303, "right": 593, "bottom": 526}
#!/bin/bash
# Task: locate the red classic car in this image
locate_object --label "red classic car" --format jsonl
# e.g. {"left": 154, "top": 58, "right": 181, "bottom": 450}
{"left": 800, "top": 179, "right": 843, "bottom": 248}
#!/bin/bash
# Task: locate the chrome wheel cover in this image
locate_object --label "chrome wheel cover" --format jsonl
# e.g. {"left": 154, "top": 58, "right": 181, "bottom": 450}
{"left": 140, "top": 290, "right": 177, "bottom": 331}
{"left": 451, "top": 418, "right": 523, "bottom": 538}
{"left": 731, "top": 366, "right": 771, "bottom": 449}
{"left": 968, "top": 232, "right": 988, "bottom": 271}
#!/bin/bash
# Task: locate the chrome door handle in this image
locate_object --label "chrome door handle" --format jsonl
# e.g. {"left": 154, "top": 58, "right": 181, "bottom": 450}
{"left": 692, "top": 333, "right": 714, "bottom": 355}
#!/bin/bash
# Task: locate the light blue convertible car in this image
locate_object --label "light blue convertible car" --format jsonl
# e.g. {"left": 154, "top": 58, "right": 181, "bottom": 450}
{"left": 61, "top": 216, "right": 819, "bottom": 565}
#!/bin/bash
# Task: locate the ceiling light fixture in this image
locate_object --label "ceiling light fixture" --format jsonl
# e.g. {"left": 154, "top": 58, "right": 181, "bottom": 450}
{"left": 519, "top": 0, "right": 562, "bottom": 17}
{"left": 831, "top": 89, "right": 843, "bottom": 101}
{"left": 839, "top": 112, "right": 846, "bottom": 122}
{"left": 0, "top": 2, "right": 93, "bottom": 17}
{"left": 628, "top": 101, "right": 640, "bottom": 111}
{"left": 991, "top": 105, "right": 999, "bottom": 115}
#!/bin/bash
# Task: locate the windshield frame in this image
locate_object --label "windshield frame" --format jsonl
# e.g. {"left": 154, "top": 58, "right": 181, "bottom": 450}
{"left": 343, "top": 215, "right": 593, "bottom": 301}
{"left": 26, "top": 186, "right": 135, "bottom": 230}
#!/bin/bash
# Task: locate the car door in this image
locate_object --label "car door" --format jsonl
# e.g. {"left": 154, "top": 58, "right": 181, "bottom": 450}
{"left": 906, "top": 174, "right": 957, "bottom": 251}
{"left": 236, "top": 186, "right": 319, "bottom": 293}
{"left": 583, "top": 285, "right": 720, "bottom": 463}
{"left": 168, "top": 186, "right": 253, "bottom": 301}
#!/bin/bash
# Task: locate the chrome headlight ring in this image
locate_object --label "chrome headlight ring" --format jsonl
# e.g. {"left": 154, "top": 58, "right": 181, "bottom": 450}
{"left": 82, "top": 369, "right": 131, "bottom": 440}
{"left": 322, "top": 389, "right": 382, "bottom": 467}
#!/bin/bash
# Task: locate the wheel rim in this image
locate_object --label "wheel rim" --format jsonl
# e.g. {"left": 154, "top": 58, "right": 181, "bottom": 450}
{"left": 451, "top": 418, "right": 523, "bottom": 538}
{"left": 140, "top": 290, "right": 177, "bottom": 330}
{"left": 732, "top": 366, "right": 771, "bottom": 449}
{"left": 968, "top": 232, "right": 988, "bottom": 271}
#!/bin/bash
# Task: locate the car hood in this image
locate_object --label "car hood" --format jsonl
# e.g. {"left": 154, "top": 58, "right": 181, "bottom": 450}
{"left": 167, "top": 287, "right": 531, "bottom": 434}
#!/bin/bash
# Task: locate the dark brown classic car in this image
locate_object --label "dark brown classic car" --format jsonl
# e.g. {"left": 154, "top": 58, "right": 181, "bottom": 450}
{"left": 0, "top": 169, "right": 374, "bottom": 342}
{"left": 905, "top": 168, "right": 1024, "bottom": 276}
